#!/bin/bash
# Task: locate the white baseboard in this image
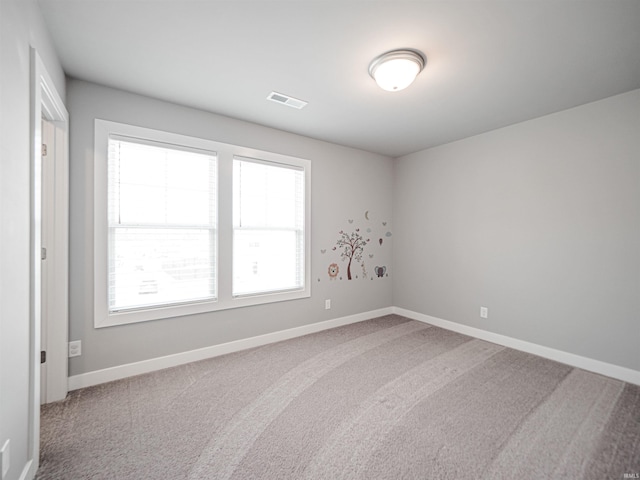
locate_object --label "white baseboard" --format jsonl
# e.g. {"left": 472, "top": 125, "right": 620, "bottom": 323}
{"left": 68, "top": 307, "right": 394, "bottom": 391}
{"left": 68, "top": 305, "right": 639, "bottom": 391}
{"left": 393, "top": 307, "right": 640, "bottom": 386}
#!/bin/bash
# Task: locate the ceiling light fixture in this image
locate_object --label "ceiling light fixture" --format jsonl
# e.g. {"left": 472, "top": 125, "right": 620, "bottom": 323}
{"left": 368, "top": 49, "right": 426, "bottom": 92}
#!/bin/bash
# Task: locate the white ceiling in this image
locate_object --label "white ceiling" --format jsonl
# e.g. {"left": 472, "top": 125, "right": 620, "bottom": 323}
{"left": 38, "top": 0, "right": 640, "bottom": 158}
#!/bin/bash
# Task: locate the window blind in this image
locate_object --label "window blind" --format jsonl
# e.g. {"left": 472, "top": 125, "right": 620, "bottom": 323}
{"left": 107, "top": 136, "right": 217, "bottom": 312}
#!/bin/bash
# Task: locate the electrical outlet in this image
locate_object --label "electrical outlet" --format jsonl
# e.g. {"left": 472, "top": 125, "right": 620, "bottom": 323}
{"left": 480, "top": 307, "right": 488, "bottom": 319}
{"left": 68, "top": 340, "right": 82, "bottom": 358}
{"left": 325, "top": 299, "right": 331, "bottom": 310}
{"left": 1, "top": 439, "right": 10, "bottom": 479}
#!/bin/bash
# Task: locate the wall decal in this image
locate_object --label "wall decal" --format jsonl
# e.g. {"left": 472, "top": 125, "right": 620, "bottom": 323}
{"left": 335, "top": 229, "right": 369, "bottom": 280}
{"left": 328, "top": 263, "right": 339, "bottom": 280}
{"left": 320, "top": 212, "right": 390, "bottom": 287}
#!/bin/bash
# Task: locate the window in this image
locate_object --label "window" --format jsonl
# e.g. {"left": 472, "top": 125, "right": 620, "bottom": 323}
{"left": 233, "top": 157, "right": 305, "bottom": 297}
{"left": 94, "top": 120, "right": 310, "bottom": 327}
{"left": 107, "top": 137, "right": 217, "bottom": 312}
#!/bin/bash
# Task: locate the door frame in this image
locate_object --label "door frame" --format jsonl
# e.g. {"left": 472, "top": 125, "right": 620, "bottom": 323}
{"left": 27, "top": 48, "right": 69, "bottom": 479}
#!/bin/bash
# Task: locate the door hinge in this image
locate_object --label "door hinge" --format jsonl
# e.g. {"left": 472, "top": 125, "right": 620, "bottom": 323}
{"left": 41, "top": 247, "right": 47, "bottom": 260}
{"left": 41, "top": 350, "right": 46, "bottom": 364}
{"left": 42, "top": 143, "right": 48, "bottom": 157}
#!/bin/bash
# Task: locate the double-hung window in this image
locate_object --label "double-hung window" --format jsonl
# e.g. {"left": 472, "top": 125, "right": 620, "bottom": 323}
{"left": 94, "top": 120, "right": 310, "bottom": 327}
{"left": 107, "top": 137, "right": 217, "bottom": 312}
{"left": 233, "top": 157, "right": 305, "bottom": 297}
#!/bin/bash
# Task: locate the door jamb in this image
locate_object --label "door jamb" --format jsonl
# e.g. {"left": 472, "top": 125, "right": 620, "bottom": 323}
{"left": 27, "top": 47, "right": 69, "bottom": 479}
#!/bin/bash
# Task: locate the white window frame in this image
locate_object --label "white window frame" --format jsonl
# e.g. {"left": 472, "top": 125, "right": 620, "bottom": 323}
{"left": 94, "top": 120, "right": 311, "bottom": 327}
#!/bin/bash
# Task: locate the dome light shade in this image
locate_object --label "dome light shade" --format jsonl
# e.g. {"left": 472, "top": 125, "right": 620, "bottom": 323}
{"left": 368, "top": 49, "right": 426, "bottom": 92}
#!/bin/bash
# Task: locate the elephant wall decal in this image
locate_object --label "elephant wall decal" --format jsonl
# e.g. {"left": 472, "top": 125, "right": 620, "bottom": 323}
{"left": 374, "top": 266, "right": 386, "bottom": 278}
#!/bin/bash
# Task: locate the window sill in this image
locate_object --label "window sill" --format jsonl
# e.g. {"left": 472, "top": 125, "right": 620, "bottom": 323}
{"left": 95, "top": 288, "right": 311, "bottom": 328}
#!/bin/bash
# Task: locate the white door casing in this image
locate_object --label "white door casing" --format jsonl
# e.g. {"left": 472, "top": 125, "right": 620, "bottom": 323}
{"left": 28, "top": 48, "right": 69, "bottom": 480}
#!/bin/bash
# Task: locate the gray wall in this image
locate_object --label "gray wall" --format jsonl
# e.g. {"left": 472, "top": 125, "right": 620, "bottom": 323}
{"left": 0, "top": 1, "right": 66, "bottom": 479}
{"left": 393, "top": 90, "right": 640, "bottom": 371}
{"left": 68, "top": 79, "right": 394, "bottom": 376}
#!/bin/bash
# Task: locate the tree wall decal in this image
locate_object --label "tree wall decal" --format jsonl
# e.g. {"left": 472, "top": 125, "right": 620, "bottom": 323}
{"left": 333, "top": 229, "right": 369, "bottom": 280}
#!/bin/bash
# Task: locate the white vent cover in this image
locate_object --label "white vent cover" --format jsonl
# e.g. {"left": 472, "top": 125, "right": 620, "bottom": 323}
{"left": 267, "top": 92, "right": 308, "bottom": 109}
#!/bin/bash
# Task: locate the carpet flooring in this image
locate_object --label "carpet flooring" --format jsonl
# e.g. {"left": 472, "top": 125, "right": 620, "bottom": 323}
{"left": 37, "top": 315, "right": 640, "bottom": 479}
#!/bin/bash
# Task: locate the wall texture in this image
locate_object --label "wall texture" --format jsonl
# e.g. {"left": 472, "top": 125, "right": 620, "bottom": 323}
{"left": 393, "top": 90, "right": 640, "bottom": 371}
{"left": 0, "top": 1, "right": 66, "bottom": 479}
{"left": 67, "top": 79, "right": 394, "bottom": 377}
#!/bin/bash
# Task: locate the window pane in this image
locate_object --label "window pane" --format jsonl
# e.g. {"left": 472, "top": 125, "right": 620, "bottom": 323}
{"left": 109, "top": 139, "right": 215, "bottom": 226}
{"left": 109, "top": 227, "right": 216, "bottom": 311}
{"left": 233, "top": 229, "right": 302, "bottom": 296}
{"left": 233, "top": 160, "right": 303, "bottom": 229}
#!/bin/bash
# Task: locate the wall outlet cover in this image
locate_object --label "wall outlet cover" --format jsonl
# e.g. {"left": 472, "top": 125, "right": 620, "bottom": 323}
{"left": 69, "top": 340, "right": 82, "bottom": 358}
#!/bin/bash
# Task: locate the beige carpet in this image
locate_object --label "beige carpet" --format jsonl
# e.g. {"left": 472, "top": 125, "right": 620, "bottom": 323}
{"left": 37, "top": 315, "right": 640, "bottom": 479}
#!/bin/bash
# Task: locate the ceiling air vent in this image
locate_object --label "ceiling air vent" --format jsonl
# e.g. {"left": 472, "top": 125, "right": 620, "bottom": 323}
{"left": 267, "top": 91, "right": 308, "bottom": 109}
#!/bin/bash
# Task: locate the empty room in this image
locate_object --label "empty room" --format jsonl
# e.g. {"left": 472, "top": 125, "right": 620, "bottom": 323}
{"left": 1, "top": 1, "right": 639, "bottom": 479}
